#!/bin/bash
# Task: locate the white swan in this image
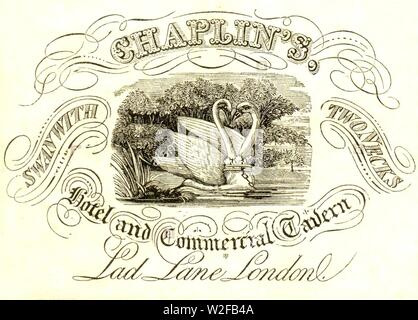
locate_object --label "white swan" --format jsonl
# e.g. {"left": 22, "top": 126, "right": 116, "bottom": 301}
{"left": 153, "top": 99, "right": 260, "bottom": 191}
{"left": 230, "top": 102, "right": 261, "bottom": 164}
{"left": 154, "top": 99, "right": 238, "bottom": 186}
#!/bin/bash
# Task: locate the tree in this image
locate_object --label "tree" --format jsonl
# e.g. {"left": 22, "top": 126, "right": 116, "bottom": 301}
{"left": 263, "top": 147, "right": 281, "bottom": 168}
{"left": 263, "top": 123, "right": 309, "bottom": 171}
{"left": 112, "top": 78, "right": 305, "bottom": 170}
{"left": 118, "top": 89, "right": 154, "bottom": 124}
{"left": 265, "top": 124, "right": 309, "bottom": 146}
{"left": 156, "top": 78, "right": 239, "bottom": 130}
{"left": 112, "top": 123, "right": 163, "bottom": 165}
{"left": 263, "top": 147, "right": 306, "bottom": 171}
{"left": 277, "top": 149, "right": 305, "bottom": 172}
{"left": 232, "top": 78, "right": 300, "bottom": 129}
{"left": 113, "top": 89, "right": 169, "bottom": 165}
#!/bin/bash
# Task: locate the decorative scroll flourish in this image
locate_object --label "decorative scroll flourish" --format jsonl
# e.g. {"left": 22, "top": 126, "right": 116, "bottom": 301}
{"left": 320, "top": 98, "right": 415, "bottom": 193}
{"left": 6, "top": 10, "right": 415, "bottom": 283}
{"left": 109, "top": 207, "right": 161, "bottom": 243}
{"left": 47, "top": 168, "right": 105, "bottom": 238}
{"left": 247, "top": 11, "right": 398, "bottom": 108}
{"left": 222, "top": 185, "right": 367, "bottom": 247}
{"left": 4, "top": 96, "right": 110, "bottom": 204}
{"left": 150, "top": 215, "right": 218, "bottom": 264}
{"left": 47, "top": 168, "right": 162, "bottom": 241}
{"left": 68, "top": 184, "right": 365, "bottom": 262}
{"left": 311, "top": 31, "right": 398, "bottom": 109}
{"left": 23, "top": 12, "right": 399, "bottom": 109}
{"left": 23, "top": 13, "right": 175, "bottom": 106}
{"left": 47, "top": 181, "right": 364, "bottom": 283}
{"left": 133, "top": 48, "right": 289, "bottom": 76}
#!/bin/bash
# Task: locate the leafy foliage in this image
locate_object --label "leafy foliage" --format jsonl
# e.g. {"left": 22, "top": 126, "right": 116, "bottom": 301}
{"left": 277, "top": 149, "right": 305, "bottom": 172}
{"left": 118, "top": 89, "right": 161, "bottom": 124}
{"left": 263, "top": 124, "right": 309, "bottom": 170}
{"left": 112, "top": 123, "right": 163, "bottom": 165}
{"left": 111, "top": 143, "right": 156, "bottom": 199}
{"left": 111, "top": 143, "right": 191, "bottom": 200}
{"left": 263, "top": 148, "right": 281, "bottom": 168}
{"left": 111, "top": 77, "right": 308, "bottom": 200}
{"left": 263, "top": 148, "right": 306, "bottom": 171}
{"left": 233, "top": 78, "right": 300, "bottom": 129}
{"left": 156, "top": 78, "right": 239, "bottom": 130}
{"left": 265, "top": 124, "right": 309, "bottom": 146}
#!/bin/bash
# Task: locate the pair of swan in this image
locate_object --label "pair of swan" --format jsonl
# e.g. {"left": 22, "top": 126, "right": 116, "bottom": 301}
{"left": 154, "top": 99, "right": 260, "bottom": 191}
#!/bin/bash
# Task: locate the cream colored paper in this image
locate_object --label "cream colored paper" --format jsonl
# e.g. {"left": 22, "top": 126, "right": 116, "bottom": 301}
{"left": 1, "top": 0, "right": 417, "bottom": 299}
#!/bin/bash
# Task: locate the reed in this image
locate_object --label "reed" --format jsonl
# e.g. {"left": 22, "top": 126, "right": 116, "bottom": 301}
{"left": 111, "top": 143, "right": 155, "bottom": 199}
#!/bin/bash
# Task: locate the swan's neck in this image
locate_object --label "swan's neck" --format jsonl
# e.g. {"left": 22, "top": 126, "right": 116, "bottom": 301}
{"left": 213, "top": 106, "right": 235, "bottom": 160}
{"left": 239, "top": 111, "right": 260, "bottom": 157}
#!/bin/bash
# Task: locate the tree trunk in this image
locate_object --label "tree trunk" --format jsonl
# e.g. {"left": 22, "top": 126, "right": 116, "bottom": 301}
{"left": 290, "top": 162, "right": 294, "bottom": 172}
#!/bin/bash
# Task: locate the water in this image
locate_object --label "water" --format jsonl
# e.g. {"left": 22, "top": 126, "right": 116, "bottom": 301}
{"left": 119, "top": 167, "right": 311, "bottom": 207}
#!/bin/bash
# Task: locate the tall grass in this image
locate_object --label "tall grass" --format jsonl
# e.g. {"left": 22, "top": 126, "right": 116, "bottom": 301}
{"left": 111, "top": 144, "right": 155, "bottom": 199}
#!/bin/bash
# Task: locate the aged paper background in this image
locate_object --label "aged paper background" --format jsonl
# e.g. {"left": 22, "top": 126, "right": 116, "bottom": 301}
{"left": 0, "top": 0, "right": 417, "bottom": 299}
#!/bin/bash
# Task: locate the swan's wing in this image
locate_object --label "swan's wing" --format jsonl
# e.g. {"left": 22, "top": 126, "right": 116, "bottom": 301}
{"left": 153, "top": 156, "right": 194, "bottom": 179}
{"left": 177, "top": 117, "right": 221, "bottom": 149}
{"left": 172, "top": 131, "right": 225, "bottom": 185}
{"left": 177, "top": 116, "right": 246, "bottom": 156}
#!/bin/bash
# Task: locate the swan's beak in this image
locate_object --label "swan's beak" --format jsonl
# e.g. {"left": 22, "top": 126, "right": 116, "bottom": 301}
{"left": 230, "top": 109, "right": 241, "bottom": 123}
